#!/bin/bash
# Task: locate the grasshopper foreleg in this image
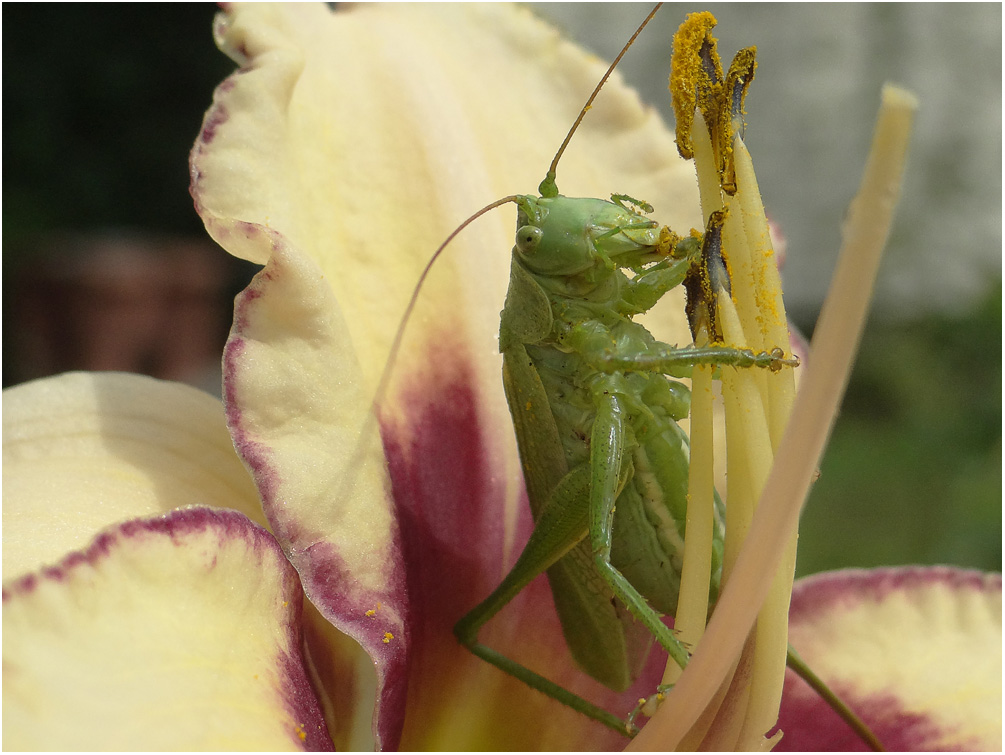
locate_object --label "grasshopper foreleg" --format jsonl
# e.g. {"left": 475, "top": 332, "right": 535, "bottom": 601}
{"left": 592, "top": 343, "right": 798, "bottom": 377}
{"left": 620, "top": 255, "right": 696, "bottom": 313}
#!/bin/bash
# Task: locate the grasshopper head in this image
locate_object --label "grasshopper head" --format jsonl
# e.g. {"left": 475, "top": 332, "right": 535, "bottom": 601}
{"left": 513, "top": 195, "right": 661, "bottom": 279}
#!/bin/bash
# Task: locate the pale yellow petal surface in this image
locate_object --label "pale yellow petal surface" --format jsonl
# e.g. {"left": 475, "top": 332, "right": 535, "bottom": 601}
{"left": 2, "top": 372, "right": 264, "bottom": 581}
{"left": 789, "top": 568, "right": 1001, "bottom": 750}
{"left": 2, "top": 508, "right": 329, "bottom": 751}
{"left": 190, "top": 6, "right": 725, "bottom": 746}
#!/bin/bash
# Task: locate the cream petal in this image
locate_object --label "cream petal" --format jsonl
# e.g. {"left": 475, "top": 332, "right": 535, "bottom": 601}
{"left": 2, "top": 371, "right": 264, "bottom": 581}
{"left": 191, "top": 3, "right": 698, "bottom": 392}
{"left": 2, "top": 508, "right": 330, "bottom": 751}
{"left": 780, "top": 567, "right": 1002, "bottom": 751}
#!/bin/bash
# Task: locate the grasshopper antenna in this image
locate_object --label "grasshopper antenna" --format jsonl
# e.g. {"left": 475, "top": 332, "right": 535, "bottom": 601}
{"left": 370, "top": 195, "right": 519, "bottom": 415}
{"left": 377, "top": 2, "right": 662, "bottom": 407}
{"left": 538, "top": 2, "right": 663, "bottom": 198}
{"left": 338, "top": 196, "right": 518, "bottom": 521}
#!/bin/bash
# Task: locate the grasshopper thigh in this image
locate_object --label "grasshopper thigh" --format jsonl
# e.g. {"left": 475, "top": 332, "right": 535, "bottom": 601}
{"left": 454, "top": 465, "right": 591, "bottom": 644}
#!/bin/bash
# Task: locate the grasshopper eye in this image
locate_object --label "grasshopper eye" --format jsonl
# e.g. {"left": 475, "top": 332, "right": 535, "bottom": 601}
{"left": 515, "top": 225, "right": 544, "bottom": 255}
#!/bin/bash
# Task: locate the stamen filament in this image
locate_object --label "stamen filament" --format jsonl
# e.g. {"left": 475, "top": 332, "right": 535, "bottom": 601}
{"left": 631, "top": 83, "right": 917, "bottom": 752}
{"left": 670, "top": 345, "right": 715, "bottom": 678}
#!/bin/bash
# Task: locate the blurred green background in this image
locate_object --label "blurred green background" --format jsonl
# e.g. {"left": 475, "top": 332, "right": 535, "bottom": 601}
{"left": 3, "top": 4, "right": 1000, "bottom": 577}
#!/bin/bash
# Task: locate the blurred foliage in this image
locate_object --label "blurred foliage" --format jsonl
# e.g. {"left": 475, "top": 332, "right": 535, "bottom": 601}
{"left": 797, "top": 284, "right": 1002, "bottom": 576}
{"left": 3, "top": 4, "right": 231, "bottom": 248}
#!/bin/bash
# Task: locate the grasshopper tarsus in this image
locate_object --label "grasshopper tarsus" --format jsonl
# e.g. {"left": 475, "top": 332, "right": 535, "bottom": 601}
{"left": 611, "top": 193, "right": 655, "bottom": 214}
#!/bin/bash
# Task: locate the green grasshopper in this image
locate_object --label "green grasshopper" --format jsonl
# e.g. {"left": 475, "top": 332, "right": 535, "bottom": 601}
{"left": 444, "top": 11, "right": 793, "bottom": 738}
{"left": 382, "top": 5, "right": 881, "bottom": 746}
{"left": 451, "top": 188, "right": 791, "bottom": 734}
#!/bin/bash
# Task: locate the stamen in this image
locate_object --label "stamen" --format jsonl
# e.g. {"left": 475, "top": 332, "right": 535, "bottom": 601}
{"left": 669, "top": 344, "right": 715, "bottom": 679}
{"left": 635, "top": 11, "right": 916, "bottom": 751}
{"left": 634, "top": 83, "right": 917, "bottom": 752}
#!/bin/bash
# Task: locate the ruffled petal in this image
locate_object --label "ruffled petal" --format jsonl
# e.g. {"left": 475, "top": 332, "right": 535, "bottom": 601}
{"left": 191, "top": 4, "right": 698, "bottom": 389}
{"left": 2, "top": 508, "right": 330, "bottom": 751}
{"left": 224, "top": 235, "right": 407, "bottom": 750}
{"left": 779, "top": 567, "right": 1002, "bottom": 751}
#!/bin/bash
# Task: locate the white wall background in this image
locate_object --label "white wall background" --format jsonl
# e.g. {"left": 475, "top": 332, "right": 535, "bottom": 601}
{"left": 536, "top": 3, "right": 1002, "bottom": 323}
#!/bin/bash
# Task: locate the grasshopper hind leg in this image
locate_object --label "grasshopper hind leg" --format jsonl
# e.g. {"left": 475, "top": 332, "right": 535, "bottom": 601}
{"left": 452, "top": 465, "right": 643, "bottom": 738}
{"left": 587, "top": 384, "right": 693, "bottom": 671}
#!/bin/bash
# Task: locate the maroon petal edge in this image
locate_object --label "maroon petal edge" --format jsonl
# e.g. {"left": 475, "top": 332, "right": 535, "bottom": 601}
{"left": 2, "top": 507, "right": 332, "bottom": 751}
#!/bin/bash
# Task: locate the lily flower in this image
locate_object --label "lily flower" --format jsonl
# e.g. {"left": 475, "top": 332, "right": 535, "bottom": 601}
{"left": 2, "top": 4, "right": 999, "bottom": 751}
